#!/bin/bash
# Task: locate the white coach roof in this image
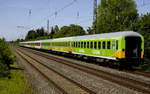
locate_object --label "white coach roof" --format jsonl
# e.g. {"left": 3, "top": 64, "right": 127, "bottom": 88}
{"left": 73, "top": 31, "right": 142, "bottom": 40}
{"left": 21, "top": 31, "right": 142, "bottom": 43}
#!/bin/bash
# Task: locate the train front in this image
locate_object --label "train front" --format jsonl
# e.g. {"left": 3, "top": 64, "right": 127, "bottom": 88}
{"left": 124, "top": 35, "right": 144, "bottom": 65}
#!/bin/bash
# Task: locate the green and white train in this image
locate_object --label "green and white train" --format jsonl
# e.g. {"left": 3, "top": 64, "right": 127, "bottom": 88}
{"left": 20, "top": 31, "right": 144, "bottom": 66}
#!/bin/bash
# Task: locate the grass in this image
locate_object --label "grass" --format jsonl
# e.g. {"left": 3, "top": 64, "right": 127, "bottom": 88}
{"left": 0, "top": 62, "right": 33, "bottom": 94}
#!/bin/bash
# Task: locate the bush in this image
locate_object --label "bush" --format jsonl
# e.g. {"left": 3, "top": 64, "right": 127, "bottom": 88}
{"left": 0, "top": 39, "right": 14, "bottom": 77}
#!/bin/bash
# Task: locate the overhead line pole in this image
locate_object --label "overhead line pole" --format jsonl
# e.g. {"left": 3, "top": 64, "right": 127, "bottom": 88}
{"left": 93, "top": 0, "right": 97, "bottom": 34}
{"left": 47, "top": 19, "right": 49, "bottom": 33}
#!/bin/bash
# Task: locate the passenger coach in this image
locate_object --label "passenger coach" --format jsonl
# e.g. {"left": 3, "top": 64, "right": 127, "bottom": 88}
{"left": 20, "top": 31, "right": 144, "bottom": 66}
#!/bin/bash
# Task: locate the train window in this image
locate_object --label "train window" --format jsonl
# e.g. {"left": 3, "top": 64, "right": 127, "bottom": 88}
{"left": 94, "top": 41, "right": 97, "bottom": 49}
{"left": 90, "top": 41, "right": 93, "bottom": 48}
{"left": 116, "top": 40, "right": 118, "bottom": 50}
{"left": 102, "top": 41, "right": 106, "bottom": 49}
{"left": 79, "top": 42, "right": 81, "bottom": 48}
{"left": 112, "top": 40, "right": 115, "bottom": 49}
{"left": 87, "top": 42, "right": 89, "bottom": 48}
{"left": 75, "top": 42, "right": 77, "bottom": 47}
{"left": 107, "top": 41, "right": 111, "bottom": 49}
{"left": 84, "top": 42, "right": 86, "bottom": 48}
{"left": 68, "top": 42, "right": 70, "bottom": 46}
{"left": 76, "top": 42, "right": 77, "bottom": 47}
{"left": 73, "top": 42, "right": 75, "bottom": 47}
{"left": 98, "top": 41, "right": 101, "bottom": 49}
{"left": 81, "top": 42, "right": 83, "bottom": 48}
{"left": 74, "top": 42, "right": 75, "bottom": 47}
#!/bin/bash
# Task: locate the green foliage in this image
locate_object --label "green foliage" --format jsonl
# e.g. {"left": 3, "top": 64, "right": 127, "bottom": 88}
{"left": 87, "top": 27, "right": 94, "bottom": 34}
{"left": 49, "top": 26, "right": 56, "bottom": 38}
{"left": 36, "top": 27, "right": 48, "bottom": 37}
{"left": 53, "top": 24, "right": 86, "bottom": 38}
{"left": 25, "top": 27, "right": 48, "bottom": 40}
{"left": 95, "top": 0, "right": 138, "bottom": 33}
{"left": 0, "top": 63, "right": 33, "bottom": 94}
{"left": 0, "top": 39, "right": 14, "bottom": 77}
{"left": 25, "top": 30, "right": 37, "bottom": 40}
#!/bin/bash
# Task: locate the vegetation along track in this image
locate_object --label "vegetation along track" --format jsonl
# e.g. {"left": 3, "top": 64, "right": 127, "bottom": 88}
{"left": 15, "top": 48, "right": 96, "bottom": 94}
{"left": 18, "top": 46, "right": 150, "bottom": 94}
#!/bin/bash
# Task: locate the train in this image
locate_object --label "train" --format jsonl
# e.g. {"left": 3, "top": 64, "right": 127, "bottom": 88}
{"left": 20, "top": 31, "right": 144, "bottom": 67}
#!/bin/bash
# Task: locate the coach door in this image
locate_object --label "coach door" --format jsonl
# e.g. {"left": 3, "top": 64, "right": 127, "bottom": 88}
{"left": 125, "top": 36, "right": 141, "bottom": 59}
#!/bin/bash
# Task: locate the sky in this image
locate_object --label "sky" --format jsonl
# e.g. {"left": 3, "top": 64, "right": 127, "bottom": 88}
{"left": 0, "top": 0, "right": 150, "bottom": 41}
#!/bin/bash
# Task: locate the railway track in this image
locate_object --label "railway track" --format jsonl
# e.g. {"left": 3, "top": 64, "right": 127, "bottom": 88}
{"left": 18, "top": 46, "right": 150, "bottom": 94}
{"left": 130, "top": 71, "right": 150, "bottom": 78}
{"left": 15, "top": 48, "right": 95, "bottom": 94}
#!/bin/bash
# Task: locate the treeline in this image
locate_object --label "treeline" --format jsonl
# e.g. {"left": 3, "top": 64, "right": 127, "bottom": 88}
{"left": 0, "top": 38, "right": 14, "bottom": 77}
{"left": 24, "top": 24, "right": 86, "bottom": 41}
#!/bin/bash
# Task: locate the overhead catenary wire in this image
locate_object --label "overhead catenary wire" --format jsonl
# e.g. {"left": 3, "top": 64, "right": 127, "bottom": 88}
{"left": 30, "top": 0, "right": 77, "bottom": 29}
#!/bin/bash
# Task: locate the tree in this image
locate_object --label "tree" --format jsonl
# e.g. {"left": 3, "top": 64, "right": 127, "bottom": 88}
{"left": 54, "top": 25, "right": 59, "bottom": 33}
{"left": 53, "top": 24, "right": 86, "bottom": 38}
{"left": 95, "top": 0, "right": 138, "bottom": 33}
{"left": 0, "top": 39, "right": 14, "bottom": 77}
{"left": 87, "top": 27, "right": 94, "bottom": 34}
{"left": 36, "top": 27, "right": 48, "bottom": 37}
{"left": 49, "top": 27, "right": 56, "bottom": 38}
{"left": 25, "top": 30, "right": 37, "bottom": 40}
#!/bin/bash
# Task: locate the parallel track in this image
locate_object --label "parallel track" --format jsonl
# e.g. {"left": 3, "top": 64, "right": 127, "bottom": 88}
{"left": 131, "top": 71, "right": 150, "bottom": 78}
{"left": 19, "top": 46, "right": 150, "bottom": 94}
{"left": 15, "top": 48, "right": 96, "bottom": 94}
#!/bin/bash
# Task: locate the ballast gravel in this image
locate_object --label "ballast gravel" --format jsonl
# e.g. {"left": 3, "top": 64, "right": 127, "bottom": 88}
{"left": 21, "top": 48, "right": 144, "bottom": 94}
{"left": 12, "top": 48, "right": 63, "bottom": 94}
